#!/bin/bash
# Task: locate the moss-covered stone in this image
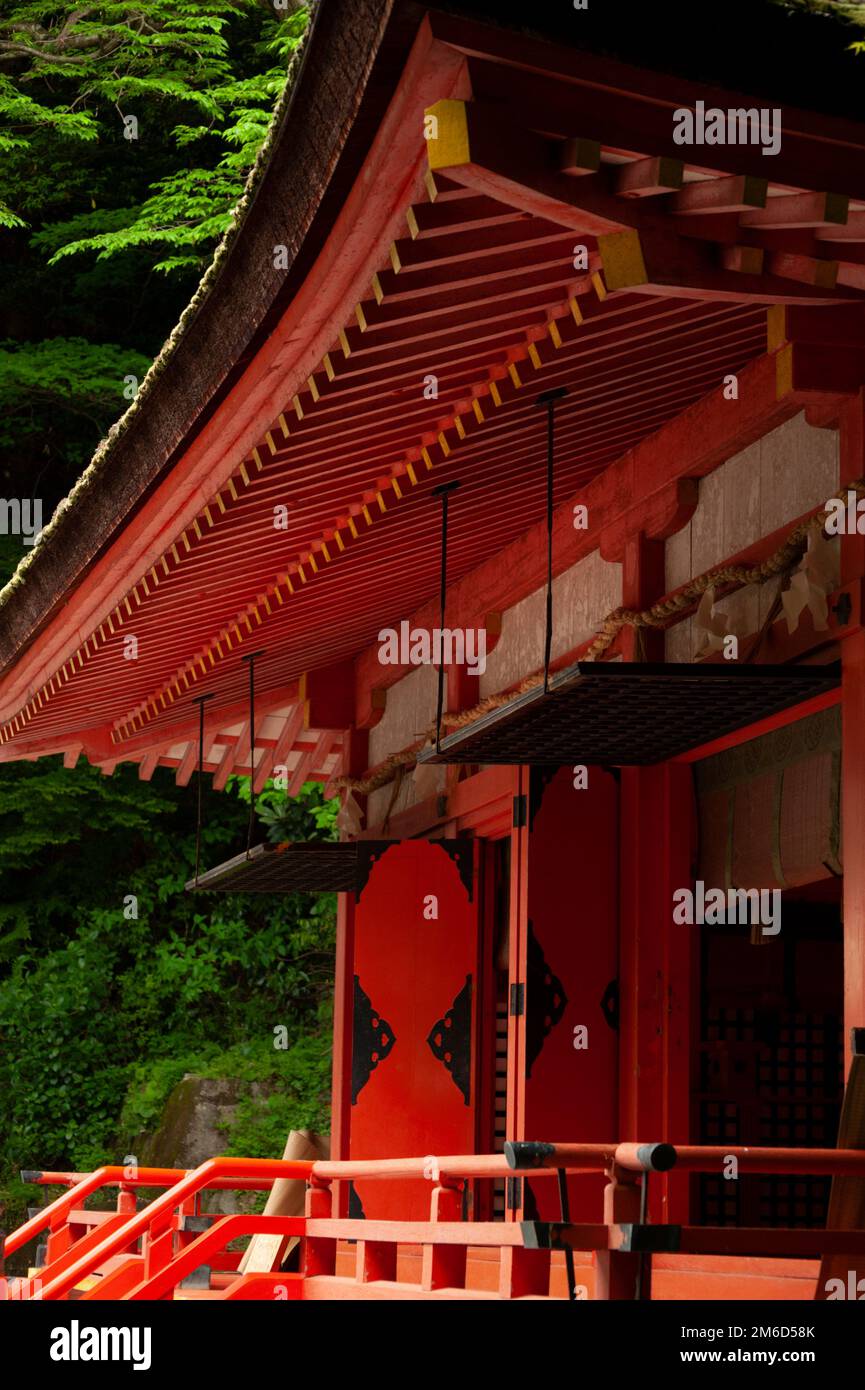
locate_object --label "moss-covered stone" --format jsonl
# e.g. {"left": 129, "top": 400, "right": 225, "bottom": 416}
{"left": 134, "top": 1073, "right": 271, "bottom": 1213}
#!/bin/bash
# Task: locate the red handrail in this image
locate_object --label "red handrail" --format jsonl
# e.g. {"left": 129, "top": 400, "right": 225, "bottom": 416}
{"left": 36, "top": 1158, "right": 314, "bottom": 1302}
{"left": 668, "top": 1144, "right": 865, "bottom": 1175}
{"left": 11, "top": 1140, "right": 865, "bottom": 1302}
{"left": 507, "top": 1140, "right": 865, "bottom": 1177}
{"left": 6, "top": 1166, "right": 180, "bottom": 1258}
{"left": 6, "top": 1163, "right": 312, "bottom": 1258}
{"left": 310, "top": 1152, "right": 599, "bottom": 1181}
{"left": 14, "top": 1150, "right": 610, "bottom": 1301}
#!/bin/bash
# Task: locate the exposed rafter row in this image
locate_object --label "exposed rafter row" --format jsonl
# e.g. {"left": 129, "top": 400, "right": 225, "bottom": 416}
{"left": 110, "top": 274, "right": 609, "bottom": 744}
{"left": 0, "top": 451, "right": 268, "bottom": 746}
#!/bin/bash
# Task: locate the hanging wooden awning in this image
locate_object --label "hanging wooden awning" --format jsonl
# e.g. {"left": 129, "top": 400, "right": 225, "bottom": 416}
{"left": 418, "top": 662, "right": 841, "bottom": 768}
{"left": 186, "top": 841, "right": 362, "bottom": 893}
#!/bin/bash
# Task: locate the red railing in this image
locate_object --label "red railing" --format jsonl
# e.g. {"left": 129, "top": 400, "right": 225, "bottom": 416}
{"left": 4, "top": 1141, "right": 865, "bottom": 1301}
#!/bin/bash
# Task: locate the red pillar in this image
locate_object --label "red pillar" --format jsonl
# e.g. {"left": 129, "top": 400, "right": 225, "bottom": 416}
{"left": 619, "top": 763, "right": 694, "bottom": 1224}
{"left": 330, "top": 725, "right": 367, "bottom": 1216}
{"left": 840, "top": 391, "right": 865, "bottom": 1074}
{"left": 618, "top": 527, "right": 694, "bottom": 1223}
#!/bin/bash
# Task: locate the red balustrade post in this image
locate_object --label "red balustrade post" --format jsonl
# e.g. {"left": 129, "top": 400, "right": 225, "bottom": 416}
{"left": 595, "top": 1161, "right": 646, "bottom": 1300}
{"left": 421, "top": 1182, "right": 466, "bottom": 1291}
{"left": 304, "top": 1179, "right": 336, "bottom": 1276}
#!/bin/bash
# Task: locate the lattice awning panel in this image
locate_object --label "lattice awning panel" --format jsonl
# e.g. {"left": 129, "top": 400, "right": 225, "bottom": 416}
{"left": 418, "top": 662, "right": 841, "bottom": 767}
{"left": 187, "top": 841, "right": 361, "bottom": 893}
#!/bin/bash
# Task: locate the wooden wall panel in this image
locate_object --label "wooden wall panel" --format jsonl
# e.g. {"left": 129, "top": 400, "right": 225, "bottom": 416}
{"left": 349, "top": 840, "right": 481, "bottom": 1220}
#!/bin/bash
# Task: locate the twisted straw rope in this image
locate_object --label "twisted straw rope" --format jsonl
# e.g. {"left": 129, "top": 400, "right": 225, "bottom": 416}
{"left": 335, "top": 480, "right": 865, "bottom": 797}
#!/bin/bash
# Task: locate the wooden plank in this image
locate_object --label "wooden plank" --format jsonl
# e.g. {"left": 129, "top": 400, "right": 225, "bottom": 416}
{"left": 239, "top": 1131, "right": 329, "bottom": 1275}
{"left": 817, "top": 211, "right": 865, "bottom": 243}
{"left": 670, "top": 174, "right": 767, "bottom": 216}
{"left": 651, "top": 1269, "right": 816, "bottom": 1301}
{"left": 837, "top": 262, "right": 865, "bottom": 293}
{"left": 406, "top": 194, "right": 529, "bottom": 239}
{"left": 174, "top": 739, "right": 205, "bottom": 788}
{"left": 211, "top": 729, "right": 246, "bottom": 792}
{"left": 742, "top": 191, "right": 849, "bottom": 230}
{"left": 675, "top": 1225, "right": 865, "bottom": 1257}
{"left": 721, "top": 245, "right": 764, "bottom": 275}
{"left": 615, "top": 156, "right": 683, "bottom": 199}
{"left": 769, "top": 252, "right": 838, "bottom": 289}
{"left": 138, "top": 749, "right": 160, "bottom": 781}
{"left": 306, "top": 1219, "right": 525, "bottom": 1246}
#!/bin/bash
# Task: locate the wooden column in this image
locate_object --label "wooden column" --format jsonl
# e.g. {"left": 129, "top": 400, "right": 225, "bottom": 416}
{"left": 330, "top": 725, "right": 367, "bottom": 1217}
{"left": 620, "top": 532, "right": 666, "bottom": 662}
{"left": 507, "top": 764, "right": 530, "bottom": 1188}
{"left": 619, "top": 763, "right": 694, "bottom": 1225}
{"left": 841, "top": 390, "right": 865, "bottom": 1075}
{"left": 616, "top": 491, "right": 695, "bottom": 1223}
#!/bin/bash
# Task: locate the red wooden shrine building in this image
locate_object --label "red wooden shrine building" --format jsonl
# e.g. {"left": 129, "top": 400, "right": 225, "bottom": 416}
{"left": 5, "top": 0, "right": 865, "bottom": 1300}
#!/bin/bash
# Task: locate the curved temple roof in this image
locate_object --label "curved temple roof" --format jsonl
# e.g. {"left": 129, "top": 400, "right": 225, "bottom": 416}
{"left": 1, "top": 0, "right": 865, "bottom": 788}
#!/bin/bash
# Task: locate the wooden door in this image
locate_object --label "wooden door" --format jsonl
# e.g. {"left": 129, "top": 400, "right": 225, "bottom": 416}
{"left": 349, "top": 839, "right": 481, "bottom": 1219}
{"left": 518, "top": 766, "right": 619, "bottom": 1220}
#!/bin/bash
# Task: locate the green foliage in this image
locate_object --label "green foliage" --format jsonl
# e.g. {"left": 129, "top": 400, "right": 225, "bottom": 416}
{"left": 217, "top": 1019, "right": 334, "bottom": 1157}
{"left": 230, "top": 775, "right": 340, "bottom": 844}
{"left": 0, "top": 772, "right": 337, "bottom": 1231}
{"left": 0, "top": 0, "right": 308, "bottom": 505}
{"left": 0, "top": 2, "right": 308, "bottom": 261}
{"left": 0, "top": 337, "right": 151, "bottom": 461}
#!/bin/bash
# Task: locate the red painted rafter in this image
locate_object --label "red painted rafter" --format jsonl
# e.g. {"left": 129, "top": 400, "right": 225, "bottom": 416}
{"left": 4, "top": 27, "right": 864, "bottom": 767}
{"left": 425, "top": 100, "right": 860, "bottom": 305}
{"left": 10, "top": 302, "right": 764, "bottom": 744}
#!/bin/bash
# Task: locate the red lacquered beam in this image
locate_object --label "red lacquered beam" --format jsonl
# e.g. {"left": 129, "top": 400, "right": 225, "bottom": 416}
{"left": 508, "top": 1141, "right": 865, "bottom": 1177}
{"left": 311, "top": 1154, "right": 517, "bottom": 1181}
{"left": 505, "top": 1141, "right": 676, "bottom": 1172}
{"left": 672, "top": 1145, "right": 865, "bottom": 1176}
{"left": 22, "top": 1168, "right": 185, "bottom": 1190}
{"left": 21, "top": 1166, "right": 297, "bottom": 1192}
{"left": 312, "top": 1150, "right": 611, "bottom": 1182}
{"left": 521, "top": 1222, "right": 612, "bottom": 1252}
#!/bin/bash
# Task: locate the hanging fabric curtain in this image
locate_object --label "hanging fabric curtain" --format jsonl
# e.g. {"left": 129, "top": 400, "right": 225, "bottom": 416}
{"left": 695, "top": 705, "right": 841, "bottom": 892}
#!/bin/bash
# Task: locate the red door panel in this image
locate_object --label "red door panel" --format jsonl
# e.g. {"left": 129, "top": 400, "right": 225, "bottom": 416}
{"left": 520, "top": 766, "right": 618, "bottom": 1220}
{"left": 349, "top": 839, "right": 480, "bottom": 1220}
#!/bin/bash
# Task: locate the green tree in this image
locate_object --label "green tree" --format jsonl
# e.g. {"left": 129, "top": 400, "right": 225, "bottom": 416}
{"left": 0, "top": 1, "right": 308, "bottom": 511}
{"left": 0, "top": 772, "right": 337, "bottom": 1231}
